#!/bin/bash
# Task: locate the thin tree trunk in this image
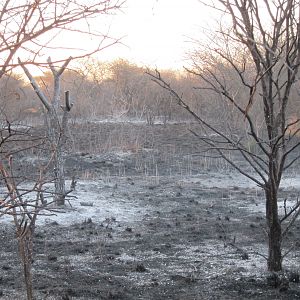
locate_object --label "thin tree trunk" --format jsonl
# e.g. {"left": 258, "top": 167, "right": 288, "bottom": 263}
{"left": 54, "top": 147, "right": 66, "bottom": 206}
{"left": 265, "top": 186, "right": 282, "bottom": 271}
{"left": 20, "top": 59, "right": 72, "bottom": 206}
{"left": 18, "top": 233, "right": 34, "bottom": 300}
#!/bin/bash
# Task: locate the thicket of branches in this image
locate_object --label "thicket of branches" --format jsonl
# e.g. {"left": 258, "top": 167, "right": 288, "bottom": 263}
{"left": 0, "top": 1, "right": 124, "bottom": 299}
{"left": 148, "top": 0, "right": 300, "bottom": 274}
{"left": 4, "top": 58, "right": 300, "bottom": 130}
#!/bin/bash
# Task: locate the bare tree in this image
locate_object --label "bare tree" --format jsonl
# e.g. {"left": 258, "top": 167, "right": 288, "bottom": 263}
{"left": 0, "top": 0, "right": 124, "bottom": 204}
{"left": 0, "top": 0, "right": 124, "bottom": 77}
{"left": 19, "top": 57, "right": 75, "bottom": 206}
{"left": 0, "top": 0, "right": 124, "bottom": 297}
{"left": 1, "top": 159, "right": 43, "bottom": 300}
{"left": 148, "top": 0, "right": 300, "bottom": 272}
{"left": 0, "top": 120, "right": 57, "bottom": 300}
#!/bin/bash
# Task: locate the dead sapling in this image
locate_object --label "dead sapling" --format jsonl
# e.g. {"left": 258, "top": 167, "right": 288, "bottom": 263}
{"left": 0, "top": 156, "right": 57, "bottom": 300}
{"left": 217, "top": 222, "right": 249, "bottom": 260}
{"left": 280, "top": 196, "right": 300, "bottom": 261}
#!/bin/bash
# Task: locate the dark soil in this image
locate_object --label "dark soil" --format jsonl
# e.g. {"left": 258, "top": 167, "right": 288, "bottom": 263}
{"left": 1, "top": 121, "right": 300, "bottom": 299}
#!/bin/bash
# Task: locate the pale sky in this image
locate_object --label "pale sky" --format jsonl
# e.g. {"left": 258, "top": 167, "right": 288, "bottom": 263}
{"left": 97, "top": 0, "right": 214, "bottom": 69}
{"left": 96, "top": 0, "right": 212, "bottom": 69}
{"left": 25, "top": 0, "right": 216, "bottom": 74}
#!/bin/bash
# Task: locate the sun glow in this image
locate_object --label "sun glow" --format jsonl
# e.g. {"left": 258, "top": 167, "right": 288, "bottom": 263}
{"left": 99, "top": 0, "right": 215, "bottom": 69}
{"left": 16, "top": 0, "right": 217, "bottom": 76}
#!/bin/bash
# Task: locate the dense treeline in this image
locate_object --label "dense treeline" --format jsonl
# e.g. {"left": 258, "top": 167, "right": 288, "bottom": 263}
{"left": 1, "top": 58, "right": 300, "bottom": 135}
{"left": 0, "top": 59, "right": 192, "bottom": 125}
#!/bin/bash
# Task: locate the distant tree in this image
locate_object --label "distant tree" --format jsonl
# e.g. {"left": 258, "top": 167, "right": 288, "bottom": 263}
{"left": 70, "top": 59, "right": 114, "bottom": 118}
{"left": 108, "top": 59, "right": 183, "bottom": 122}
{"left": 108, "top": 59, "right": 145, "bottom": 117}
{"left": 148, "top": 0, "right": 300, "bottom": 273}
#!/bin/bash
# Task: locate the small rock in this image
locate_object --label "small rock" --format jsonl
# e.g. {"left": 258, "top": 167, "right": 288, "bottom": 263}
{"left": 135, "top": 264, "right": 147, "bottom": 272}
{"left": 241, "top": 252, "right": 249, "bottom": 260}
{"left": 50, "top": 221, "right": 59, "bottom": 226}
{"left": 47, "top": 254, "right": 58, "bottom": 262}
{"left": 80, "top": 202, "right": 94, "bottom": 207}
{"left": 279, "top": 284, "right": 289, "bottom": 292}
{"left": 288, "top": 271, "right": 300, "bottom": 283}
{"left": 83, "top": 218, "right": 93, "bottom": 224}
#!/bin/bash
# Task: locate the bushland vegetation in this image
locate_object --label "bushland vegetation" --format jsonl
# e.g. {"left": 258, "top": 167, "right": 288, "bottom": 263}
{"left": 4, "top": 58, "right": 300, "bottom": 135}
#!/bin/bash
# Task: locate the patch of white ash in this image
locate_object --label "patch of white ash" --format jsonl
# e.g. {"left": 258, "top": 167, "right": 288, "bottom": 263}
{"left": 178, "top": 172, "right": 259, "bottom": 189}
{"left": 131, "top": 241, "right": 297, "bottom": 285}
{"left": 179, "top": 172, "right": 300, "bottom": 190}
{"left": 0, "top": 178, "right": 155, "bottom": 226}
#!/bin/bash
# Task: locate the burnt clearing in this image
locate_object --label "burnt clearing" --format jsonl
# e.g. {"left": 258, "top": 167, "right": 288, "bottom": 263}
{"left": 1, "top": 122, "right": 300, "bottom": 299}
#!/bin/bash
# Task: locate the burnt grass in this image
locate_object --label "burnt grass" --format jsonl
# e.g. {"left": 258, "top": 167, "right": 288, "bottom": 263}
{"left": 2, "top": 122, "right": 300, "bottom": 299}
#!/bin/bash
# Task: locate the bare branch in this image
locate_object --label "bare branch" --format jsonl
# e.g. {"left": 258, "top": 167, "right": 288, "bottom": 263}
{"left": 18, "top": 58, "right": 51, "bottom": 111}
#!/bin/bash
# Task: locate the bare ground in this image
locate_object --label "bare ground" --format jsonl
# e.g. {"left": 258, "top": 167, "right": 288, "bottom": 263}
{"left": 1, "top": 122, "right": 300, "bottom": 299}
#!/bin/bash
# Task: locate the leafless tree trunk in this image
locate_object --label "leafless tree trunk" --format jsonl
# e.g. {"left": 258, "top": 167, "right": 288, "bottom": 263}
{"left": 20, "top": 58, "right": 73, "bottom": 206}
{"left": 0, "top": 152, "right": 56, "bottom": 300}
{"left": 148, "top": 0, "right": 300, "bottom": 272}
{"left": 0, "top": 159, "right": 35, "bottom": 300}
{"left": 0, "top": 0, "right": 123, "bottom": 295}
{"left": 17, "top": 223, "right": 34, "bottom": 300}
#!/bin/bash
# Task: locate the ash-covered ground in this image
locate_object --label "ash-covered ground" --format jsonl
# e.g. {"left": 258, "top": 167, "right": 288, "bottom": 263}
{"left": 1, "top": 121, "right": 300, "bottom": 299}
